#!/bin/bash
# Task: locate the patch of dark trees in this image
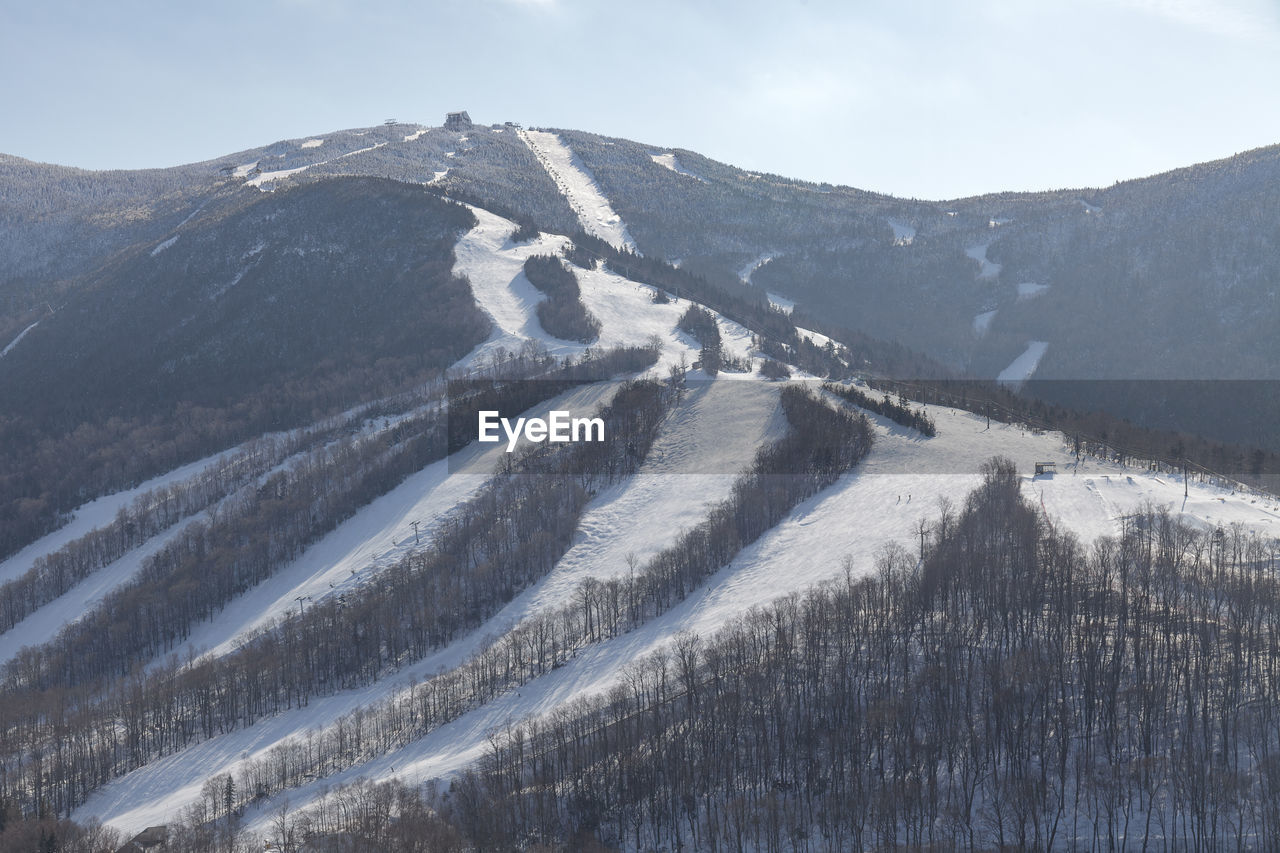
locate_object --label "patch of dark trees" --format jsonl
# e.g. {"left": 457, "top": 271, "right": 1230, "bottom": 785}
{"left": 2, "top": 346, "right": 655, "bottom": 693}
{"left": 81, "top": 387, "right": 871, "bottom": 847}
{"left": 0, "top": 178, "right": 488, "bottom": 565}
{"left": 677, "top": 305, "right": 723, "bottom": 375}
{"left": 0, "top": 432, "right": 305, "bottom": 636}
{"left": 301, "top": 458, "right": 1280, "bottom": 853}
{"left": 873, "top": 377, "right": 1280, "bottom": 492}
{"left": 0, "top": 364, "right": 667, "bottom": 818}
{"left": 523, "top": 255, "right": 601, "bottom": 343}
{"left": 0, "top": 800, "right": 120, "bottom": 853}
{"left": 824, "top": 380, "right": 937, "bottom": 436}
{"left": 188, "top": 387, "right": 870, "bottom": 826}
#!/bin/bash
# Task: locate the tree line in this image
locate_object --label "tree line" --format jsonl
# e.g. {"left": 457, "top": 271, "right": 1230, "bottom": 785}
{"left": 95, "top": 384, "right": 872, "bottom": 850}
{"left": 523, "top": 254, "right": 601, "bottom": 344}
{"left": 0, "top": 360, "right": 665, "bottom": 819}
{"left": 367, "top": 459, "right": 1280, "bottom": 852}
{"left": 823, "top": 380, "right": 937, "bottom": 436}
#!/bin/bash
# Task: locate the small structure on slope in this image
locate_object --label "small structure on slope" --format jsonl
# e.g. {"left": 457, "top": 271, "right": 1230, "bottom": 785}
{"left": 116, "top": 825, "right": 168, "bottom": 851}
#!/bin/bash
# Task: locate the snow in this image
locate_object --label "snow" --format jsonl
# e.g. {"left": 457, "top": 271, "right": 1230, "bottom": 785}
{"left": 218, "top": 391, "right": 1280, "bottom": 839}
{"left": 338, "top": 142, "right": 386, "bottom": 159}
{"left": 989, "top": 217, "right": 1013, "bottom": 227}
{"left": 0, "top": 514, "right": 205, "bottom": 666}
{"left": 76, "top": 359, "right": 1280, "bottom": 836}
{"left": 174, "top": 394, "right": 614, "bottom": 663}
{"left": 402, "top": 128, "right": 427, "bottom": 142}
{"left": 245, "top": 142, "right": 387, "bottom": 189}
{"left": 1079, "top": 199, "right": 1102, "bottom": 214}
{"left": 66, "top": 192, "right": 1280, "bottom": 837}
{"left": 80, "top": 381, "right": 784, "bottom": 835}
{"left": 766, "top": 293, "right": 795, "bottom": 314}
{"left": 887, "top": 218, "right": 916, "bottom": 245}
{"left": 232, "top": 161, "right": 258, "bottom": 178}
{"left": 0, "top": 321, "right": 38, "bottom": 359}
{"left": 1017, "top": 281, "right": 1051, "bottom": 301}
{"left": 207, "top": 267, "right": 250, "bottom": 301}
{"left": 150, "top": 236, "right": 179, "bottom": 256}
{"left": 997, "top": 340, "right": 1049, "bottom": 388}
{"left": 452, "top": 205, "right": 697, "bottom": 374}
{"left": 519, "top": 129, "right": 638, "bottom": 253}
{"left": 973, "top": 309, "right": 998, "bottom": 337}
{"left": 246, "top": 165, "right": 311, "bottom": 188}
{"left": 737, "top": 253, "right": 774, "bottom": 284}
{"left": 299, "top": 139, "right": 324, "bottom": 149}
{"left": 428, "top": 169, "right": 448, "bottom": 184}
{"left": 0, "top": 451, "right": 234, "bottom": 589}
{"left": 796, "top": 327, "right": 835, "bottom": 350}
{"left": 650, "top": 152, "right": 706, "bottom": 182}
{"left": 965, "top": 243, "right": 1002, "bottom": 280}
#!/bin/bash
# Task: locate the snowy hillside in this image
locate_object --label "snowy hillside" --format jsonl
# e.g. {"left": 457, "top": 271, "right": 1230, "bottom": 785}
{"left": 6, "top": 121, "right": 1280, "bottom": 850}
{"left": 0, "top": 201, "right": 1259, "bottom": 839}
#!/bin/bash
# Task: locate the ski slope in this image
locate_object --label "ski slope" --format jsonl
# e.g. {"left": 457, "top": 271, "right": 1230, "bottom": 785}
{"left": 0, "top": 321, "right": 38, "bottom": 359}
{"left": 76, "top": 378, "right": 784, "bottom": 834}
{"left": 76, "top": 364, "right": 1280, "bottom": 837}
{"left": 454, "top": 205, "right": 725, "bottom": 375}
{"left": 212, "top": 387, "right": 1280, "bottom": 838}
{"left": 966, "top": 242, "right": 1002, "bottom": 279}
{"left": 998, "top": 340, "right": 1050, "bottom": 387}
{"left": 519, "top": 129, "right": 638, "bottom": 252}
{"left": 888, "top": 218, "right": 916, "bottom": 245}
{"left": 973, "top": 309, "right": 998, "bottom": 337}
{"left": 650, "top": 152, "right": 706, "bottom": 182}
{"left": 737, "top": 253, "right": 775, "bottom": 284}
{"left": 53, "top": 193, "right": 1280, "bottom": 839}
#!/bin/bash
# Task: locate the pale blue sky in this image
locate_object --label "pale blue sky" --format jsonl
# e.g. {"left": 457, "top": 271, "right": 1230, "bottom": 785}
{"left": 6, "top": 0, "right": 1280, "bottom": 198}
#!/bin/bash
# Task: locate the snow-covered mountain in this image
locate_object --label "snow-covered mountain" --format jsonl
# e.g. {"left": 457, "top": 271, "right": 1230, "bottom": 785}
{"left": 2, "top": 116, "right": 1280, "bottom": 851}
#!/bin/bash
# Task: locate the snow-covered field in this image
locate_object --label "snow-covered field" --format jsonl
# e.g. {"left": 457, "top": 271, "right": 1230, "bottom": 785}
{"left": 519, "top": 129, "right": 638, "bottom": 252}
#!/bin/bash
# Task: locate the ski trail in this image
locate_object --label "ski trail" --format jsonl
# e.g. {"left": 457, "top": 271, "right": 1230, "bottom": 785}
{"left": 518, "top": 129, "right": 638, "bottom": 253}
{"left": 0, "top": 321, "right": 38, "bottom": 358}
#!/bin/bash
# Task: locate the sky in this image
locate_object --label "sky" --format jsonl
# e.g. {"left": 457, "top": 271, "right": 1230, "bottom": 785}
{"left": 5, "top": 0, "right": 1280, "bottom": 199}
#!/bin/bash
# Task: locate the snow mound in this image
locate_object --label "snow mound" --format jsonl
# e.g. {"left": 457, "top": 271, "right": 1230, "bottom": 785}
{"left": 299, "top": 139, "right": 324, "bottom": 149}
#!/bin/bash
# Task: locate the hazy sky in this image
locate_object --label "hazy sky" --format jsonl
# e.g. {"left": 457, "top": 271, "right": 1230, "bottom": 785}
{"left": 6, "top": 0, "right": 1280, "bottom": 198}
